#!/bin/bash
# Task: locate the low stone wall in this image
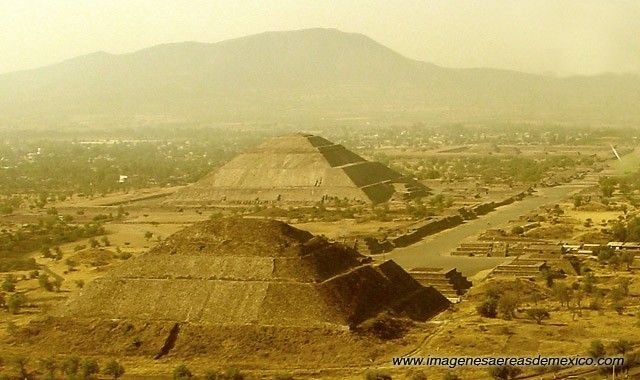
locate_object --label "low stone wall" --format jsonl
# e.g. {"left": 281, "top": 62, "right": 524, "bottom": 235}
{"left": 390, "top": 215, "right": 464, "bottom": 248}
{"left": 362, "top": 188, "right": 533, "bottom": 254}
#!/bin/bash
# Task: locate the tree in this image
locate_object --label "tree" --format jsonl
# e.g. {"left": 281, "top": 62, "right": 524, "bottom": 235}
{"left": 612, "top": 339, "right": 632, "bottom": 355}
{"left": 477, "top": 296, "right": 498, "bottom": 318}
{"left": 408, "top": 371, "right": 427, "bottom": 380}
{"left": 39, "top": 357, "right": 57, "bottom": 380}
{"left": 525, "top": 308, "right": 550, "bottom": 324}
{"left": 38, "top": 274, "right": 54, "bottom": 292}
{"left": 116, "top": 205, "right": 126, "bottom": 219}
{"left": 364, "top": 370, "right": 392, "bottom": 380}
{"left": 204, "top": 370, "right": 221, "bottom": 380}
{"left": 510, "top": 226, "right": 524, "bottom": 236}
{"left": 221, "top": 368, "right": 245, "bottom": 380}
{"left": 621, "top": 251, "right": 635, "bottom": 270}
{"left": 2, "top": 275, "right": 16, "bottom": 292}
{"left": 80, "top": 358, "right": 100, "bottom": 379}
{"left": 617, "top": 278, "right": 631, "bottom": 296}
{"left": 542, "top": 268, "right": 554, "bottom": 287}
{"left": 7, "top": 293, "right": 26, "bottom": 314}
{"left": 552, "top": 283, "right": 571, "bottom": 308}
{"left": 13, "top": 357, "right": 29, "bottom": 380}
{"left": 573, "top": 195, "right": 583, "bottom": 208}
{"left": 75, "top": 280, "right": 85, "bottom": 289}
{"left": 63, "top": 356, "right": 81, "bottom": 378}
{"left": 582, "top": 272, "right": 596, "bottom": 294}
{"left": 599, "top": 177, "right": 616, "bottom": 198}
{"left": 144, "top": 231, "right": 153, "bottom": 241}
{"left": 612, "top": 222, "right": 627, "bottom": 241}
{"left": 588, "top": 340, "right": 606, "bottom": 359}
{"left": 52, "top": 277, "right": 63, "bottom": 292}
{"left": 173, "top": 364, "right": 192, "bottom": 380}
{"left": 443, "top": 373, "right": 460, "bottom": 380}
{"left": 497, "top": 292, "right": 519, "bottom": 320}
{"left": 103, "top": 359, "right": 125, "bottom": 380}
{"left": 613, "top": 301, "right": 625, "bottom": 315}
{"left": 488, "top": 365, "right": 521, "bottom": 380}
{"left": 41, "top": 245, "right": 52, "bottom": 258}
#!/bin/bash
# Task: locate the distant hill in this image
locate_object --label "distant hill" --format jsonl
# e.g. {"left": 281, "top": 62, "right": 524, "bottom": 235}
{"left": 0, "top": 28, "right": 638, "bottom": 127}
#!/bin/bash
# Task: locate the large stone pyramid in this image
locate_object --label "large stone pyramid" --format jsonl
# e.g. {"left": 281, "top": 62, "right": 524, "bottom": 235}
{"left": 59, "top": 218, "right": 450, "bottom": 327}
{"left": 168, "top": 134, "right": 426, "bottom": 205}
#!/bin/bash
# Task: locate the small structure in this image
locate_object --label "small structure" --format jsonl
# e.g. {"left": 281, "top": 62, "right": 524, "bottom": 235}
{"left": 408, "top": 267, "right": 472, "bottom": 302}
{"left": 492, "top": 262, "right": 549, "bottom": 279}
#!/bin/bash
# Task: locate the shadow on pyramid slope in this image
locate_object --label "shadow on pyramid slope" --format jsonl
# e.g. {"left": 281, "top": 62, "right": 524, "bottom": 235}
{"left": 13, "top": 218, "right": 450, "bottom": 364}
{"left": 167, "top": 134, "right": 428, "bottom": 205}
{"left": 54, "top": 218, "right": 450, "bottom": 327}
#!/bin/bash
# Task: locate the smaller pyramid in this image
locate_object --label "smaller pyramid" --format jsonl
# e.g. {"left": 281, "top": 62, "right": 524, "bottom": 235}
{"left": 58, "top": 218, "right": 450, "bottom": 327}
{"left": 168, "top": 134, "right": 427, "bottom": 205}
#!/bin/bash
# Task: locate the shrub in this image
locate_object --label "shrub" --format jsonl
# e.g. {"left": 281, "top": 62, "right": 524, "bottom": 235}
{"left": 38, "top": 357, "right": 57, "bottom": 380}
{"left": 221, "top": 368, "right": 244, "bottom": 380}
{"left": 38, "top": 274, "right": 54, "bottom": 292}
{"left": 1, "top": 275, "right": 16, "bottom": 292}
{"left": 104, "top": 359, "right": 125, "bottom": 380}
{"left": 497, "top": 292, "right": 519, "bottom": 320}
{"left": 204, "top": 370, "right": 221, "bottom": 380}
{"left": 588, "top": 340, "right": 606, "bottom": 359}
{"left": 80, "top": 358, "right": 100, "bottom": 379}
{"left": 364, "top": 369, "right": 392, "bottom": 380}
{"left": 173, "top": 364, "right": 192, "bottom": 380}
{"left": 356, "top": 313, "right": 410, "bottom": 339}
{"left": 7, "top": 293, "right": 26, "bottom": 314}
{"left": 488, "top": 365, "right": 521, "bottom": 380}
{"left": 510, "top": 226, "right": 524, "bottom": 235}
{"left": 13, "top": 357, "right": 29, "bottom": 380}
{"left": 525, "top": 308, "right": 550, "bottom": 324}
{"left": 273, "top": 374, "right": 295, "bottom": 380}
{"left": 477, "top": 297, "right": 498, "bottom": 318}
{"left": 52, "top": 277, "right": 63, "bottom": 292}
{"left": 63, "top": 356, "right": 81, "bottom": 378}
{"left": 408, "top": 370, "right": 427, "bottom": 380}
{"left": 119, "top": 252, "right": 132, "bottom": 260}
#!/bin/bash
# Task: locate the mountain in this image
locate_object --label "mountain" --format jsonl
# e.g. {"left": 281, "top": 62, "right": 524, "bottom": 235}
{"left": 0, "top": 28, "right": 638, "bottom": 126}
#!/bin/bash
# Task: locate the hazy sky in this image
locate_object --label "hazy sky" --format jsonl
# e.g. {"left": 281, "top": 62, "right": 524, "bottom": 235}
{"left": 2, "top": 0, "right": 639, "bottom": 75}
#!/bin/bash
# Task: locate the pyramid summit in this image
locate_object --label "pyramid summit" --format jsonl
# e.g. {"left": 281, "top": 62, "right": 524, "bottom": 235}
{"left": 57, "top": 218, "right": 449, "bottom": 327}
{"left": 168, "top": 133, "right": 427, "bottom": 205}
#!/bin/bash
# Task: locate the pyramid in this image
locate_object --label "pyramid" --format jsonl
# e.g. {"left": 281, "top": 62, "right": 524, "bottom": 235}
{"left": 58, "top": 218, "right": 450, "bottom": 327}
{"left": 168, "top": 134, "right": 427, "bottom": 205}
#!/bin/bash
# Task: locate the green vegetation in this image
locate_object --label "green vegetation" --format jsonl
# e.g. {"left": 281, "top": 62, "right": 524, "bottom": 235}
{"left": 355, "top": 313, "right": 410, "bottom": 339}
{"left": 364, "top": 369, "right": 392, "bottom": 380}
{"left": 173, "top": 364, "right": 193, "bottom": 380}
{"left": 103, "top": 360, "right": 125, "bottom": 380}
{"left": 525, "top": 308, "right": 550, "bottom": 324}
{"left": 0, "top": 217, "right": 105, "bottom": 272}
{"left": 488, "top": 365, "right": 522, "bottom": 380}
{"left": 7, "top": 293, "right": 26, "bottom": 314}
{"left": 80, "top": 358, "right": 100, "bottom": 379}
{"left": 1, "top": 275, "right": 16, "bottom": 292}
{"left": 405, "top": 154, "right": 585, "bottom": 185}
{"left": 0, "top": 129, "right": 259, "bottom": 198}
{"left": 612, "top": 216, "right": 640, "bottom": 241}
